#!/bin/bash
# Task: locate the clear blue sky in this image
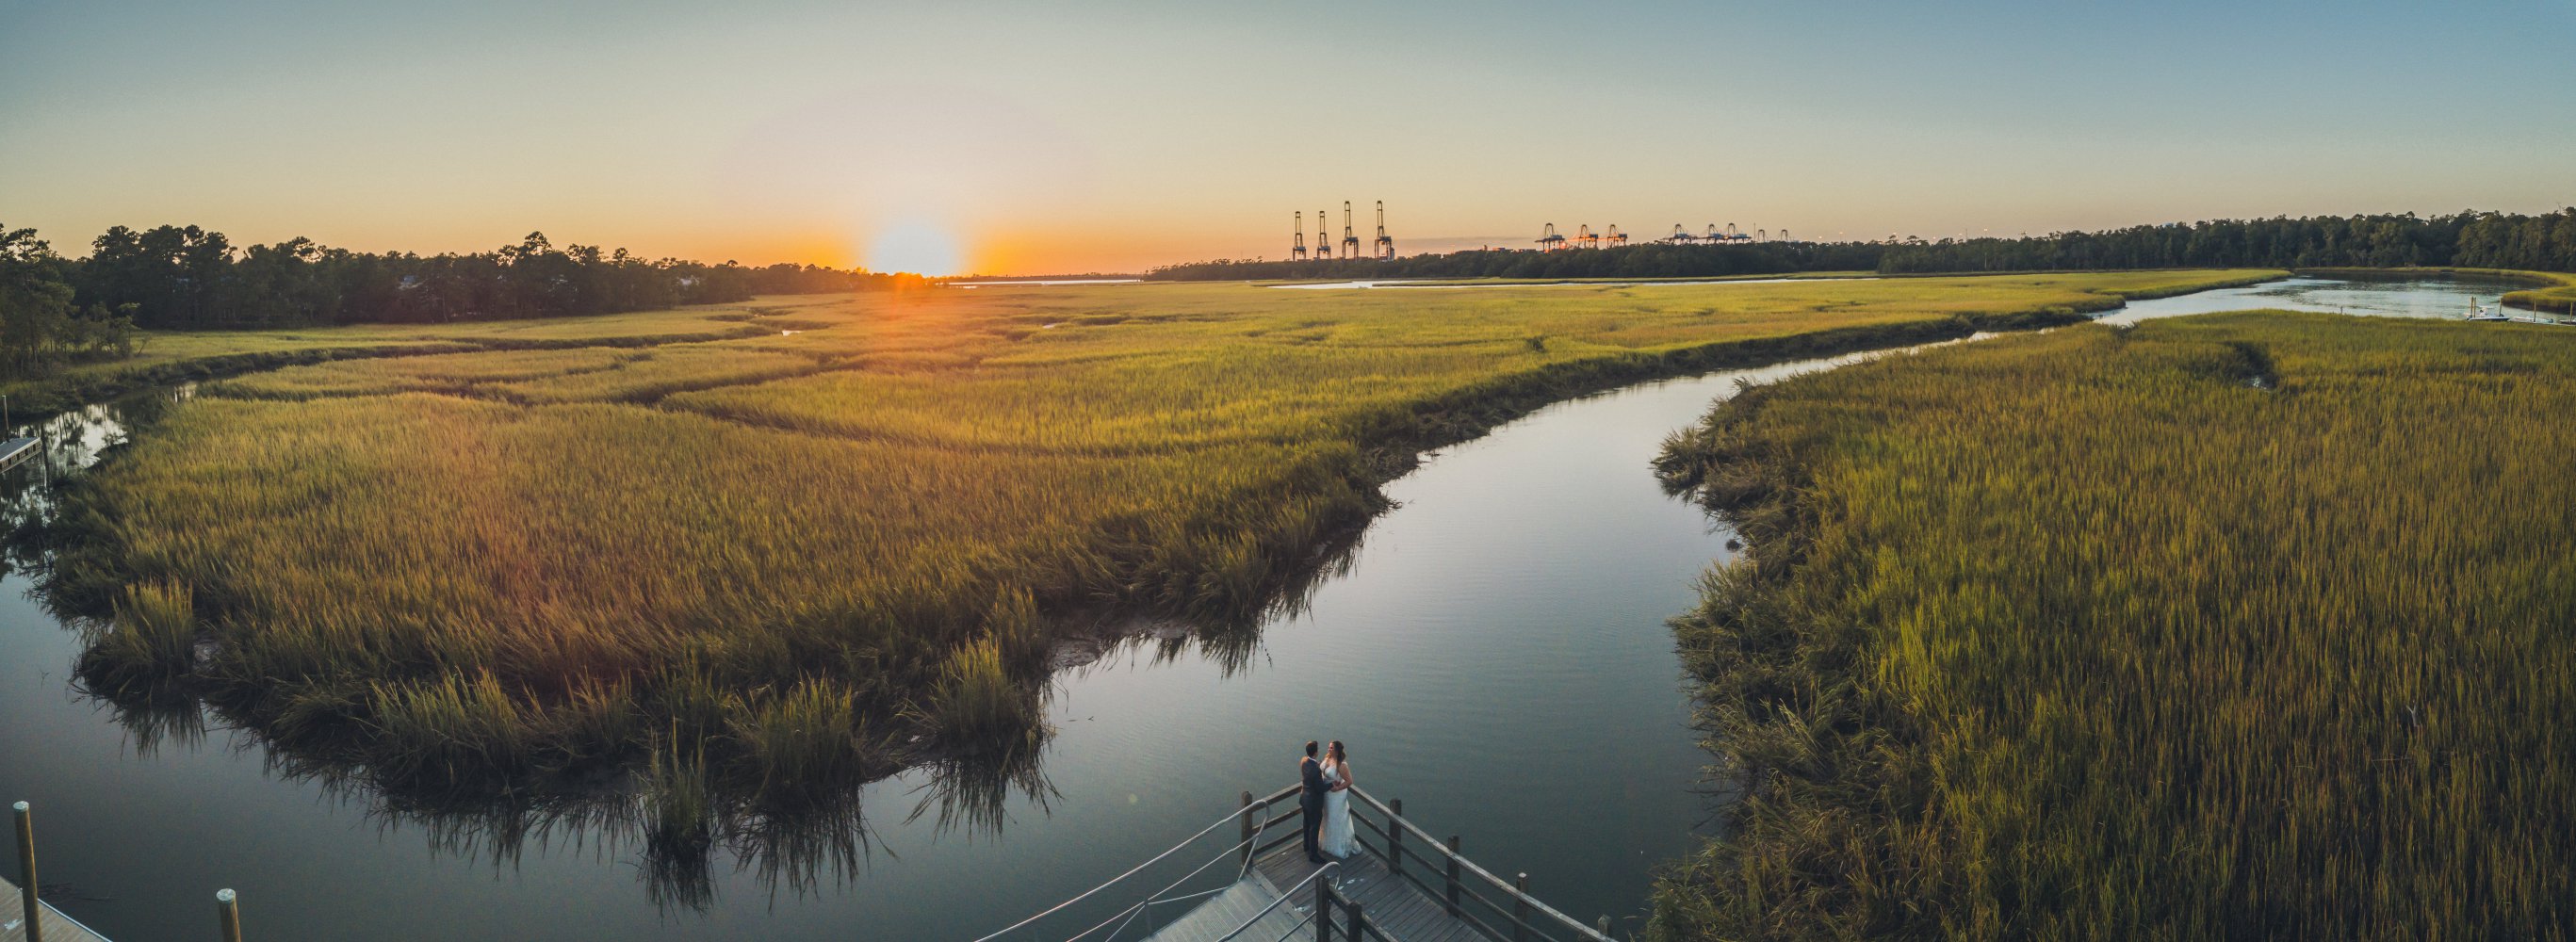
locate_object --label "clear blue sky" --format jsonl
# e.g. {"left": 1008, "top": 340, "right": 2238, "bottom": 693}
{"left": 4, "top": 0, "right": 2570, "bottom": 273}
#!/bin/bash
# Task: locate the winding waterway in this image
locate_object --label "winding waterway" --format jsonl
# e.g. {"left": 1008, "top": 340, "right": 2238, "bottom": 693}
{"left": 0, "top": 275, "right": 2527, "bottom": 940}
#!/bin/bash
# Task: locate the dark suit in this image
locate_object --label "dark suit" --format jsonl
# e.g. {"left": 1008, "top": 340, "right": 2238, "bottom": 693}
{"left": 1298, "top": 755, "right": 1329, "bottom": 862}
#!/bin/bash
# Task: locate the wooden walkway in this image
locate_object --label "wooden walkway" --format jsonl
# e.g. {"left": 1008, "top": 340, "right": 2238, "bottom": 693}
{"left": 1139, "top": 879, "right": 1307, "bottom": 942}
{"left": 1130, "top": 785, "right": 1612, "bottom": 942}
{"left": 1, "top": 874, "right": 111, "bottom": 942}
{"left": 1242, "top": 843, "right": 1481, "bottom": 942}
{"left": 976, "top": 784, "right": 1611, "bottom": 942}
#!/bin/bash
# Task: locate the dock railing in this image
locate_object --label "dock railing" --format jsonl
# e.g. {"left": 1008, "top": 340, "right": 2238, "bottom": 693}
{"left": 1232, "top": 784, "right": 1617, "bottom": 942}
{"left": 970, "top": 786, "right": 1305, "bottom": 942}
{"left": 977, "top": 781, "right": 1621, "bottom": 942}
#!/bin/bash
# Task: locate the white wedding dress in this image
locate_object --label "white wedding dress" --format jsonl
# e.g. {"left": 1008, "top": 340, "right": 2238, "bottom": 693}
{"left": 1318, "top": 762, "right": 1358, "bottom": 859}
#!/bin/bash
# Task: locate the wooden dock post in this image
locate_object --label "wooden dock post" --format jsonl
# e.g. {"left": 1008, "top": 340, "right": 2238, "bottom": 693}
{"left": 13, "top": 802, "right": 39, "bottom": 942}
{"left": 216, "top": 888, "right": 243, "bottom": 942}
{"left": 1344, "top": 900, "right": 1363, "bottom": 941}
{"left": 1385, "top": 800, "right": 1402, "bottom": 876}
{"left": 1238, "top": 791, "right": 1255, "bottom": 869}
{"left": 1443, "top": 836, "right": 1461, "bottom": 918}
{"left": 1314, "top": 879, "right": 1332, "bottom": 942}
{"left": 1513, "top": 872, "right": 1530, "bottom": 942}
{"left": 1597, "top": 914, "right": 1613, "bottom": 938}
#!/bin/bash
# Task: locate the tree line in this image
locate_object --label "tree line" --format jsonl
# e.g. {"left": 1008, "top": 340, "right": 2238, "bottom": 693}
{"left": 1152, "top": 209, "right": 2576, "bottom": 284}
{"left": 72, "top": 226, "right": 921, "bottom": 331}
{"left": 1, "top": 225, "right": 138, "bottom": 379}
{"left": 1880, "top": 209, "right": 2576, "bottom": 274}
{"left": 2, "top": 221, "right": 925, "bottom": 380}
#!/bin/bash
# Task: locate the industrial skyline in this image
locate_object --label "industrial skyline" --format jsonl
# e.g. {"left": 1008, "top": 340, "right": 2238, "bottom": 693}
{"left": 6, "top": 0, "right": 2572, "bottom": 275}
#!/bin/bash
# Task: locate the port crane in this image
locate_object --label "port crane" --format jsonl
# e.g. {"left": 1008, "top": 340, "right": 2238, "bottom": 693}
{"left": 1373, "top": 201, "right": 1394, "bottom": 260}
{"left": 1340, "top": 202, "right": 1361, "bottom": 260}
{"left": 1292, "top": 211, "right": 1307, "bottom": 261}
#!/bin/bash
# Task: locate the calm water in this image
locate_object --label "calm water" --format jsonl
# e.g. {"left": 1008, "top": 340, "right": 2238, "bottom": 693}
{"left": 0, "top": 276, "right": 2500, "bottom": 940}
{"left": 2100, "top": 273, "right": 2550, "bottom": 324}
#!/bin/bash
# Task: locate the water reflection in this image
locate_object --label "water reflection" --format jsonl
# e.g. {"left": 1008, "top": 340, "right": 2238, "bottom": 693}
{"left": 0, "top": 276, "right": 2503, "bottom": 938}
{"left": 5, "top": 379, "right": 1378, "bottom": 918}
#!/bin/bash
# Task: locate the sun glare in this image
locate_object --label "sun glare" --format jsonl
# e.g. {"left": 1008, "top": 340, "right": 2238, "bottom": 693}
{"left": 867, "top": 219, "right": 967, "bottom": 277}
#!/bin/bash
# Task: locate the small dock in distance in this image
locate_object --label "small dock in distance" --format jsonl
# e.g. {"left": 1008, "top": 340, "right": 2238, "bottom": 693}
{"left": 0, "top": 438, "right": 37, "bottom": 474}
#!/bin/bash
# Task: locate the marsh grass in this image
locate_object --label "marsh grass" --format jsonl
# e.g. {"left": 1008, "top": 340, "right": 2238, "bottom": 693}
{"left": 0, "top": 302, "right": 786, "bottom": 418}
{"left": 56, "top": 272, "right": 2276, "bottom": 800}
{"left": 74, "top": 579, "right": 197, "bottom": 697}
{"left": 1652, "top": 311, "right": 2576, "bottom": 940}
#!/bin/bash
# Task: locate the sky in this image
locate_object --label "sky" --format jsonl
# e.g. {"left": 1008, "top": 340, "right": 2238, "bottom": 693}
{"left": 3, "top": 0, "right": 2572, "bottom": 275}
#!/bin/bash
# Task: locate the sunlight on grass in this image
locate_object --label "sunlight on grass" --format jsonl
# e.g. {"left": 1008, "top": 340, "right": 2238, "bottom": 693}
{"left": 57, "top": 270, "right": 2274, "bottom": 795}
{"left": 1654, "top": 312, "right": 2576, "bottom": 939}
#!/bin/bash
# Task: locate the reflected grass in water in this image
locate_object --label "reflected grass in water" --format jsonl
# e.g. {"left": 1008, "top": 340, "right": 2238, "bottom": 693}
{"left": 44, "top": 272, "right": 2272, "bottom": 832}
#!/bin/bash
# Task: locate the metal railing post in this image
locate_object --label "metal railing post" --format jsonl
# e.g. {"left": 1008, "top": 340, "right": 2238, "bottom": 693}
{"left": 1513, "top": 873, "right": 1530, "bottom": 942}
{"left": 1443, "top": 836, "right": 1461, "bottom": 918}
{"left": 1345, "top": 900, "right": 1364, "bottom": 941}
{"left": 13, "top": 802, "right": 39, "bottom": 942}
{"left": 1386, "top": 799, "right": 1402, "bottom": 876}
{"left": 1315, "top": 879, "right": 1333, "bottom": 942}
{"left": 1239, "top": 791, "right": 1255, "bottom": 869}
{"left": 217, "top": 888, "right": 243, "bottom": 942}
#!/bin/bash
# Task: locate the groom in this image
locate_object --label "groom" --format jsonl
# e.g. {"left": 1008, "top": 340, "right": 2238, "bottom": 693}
{"left": 1298, "top": 739, "right": 1329, "bottom": 865}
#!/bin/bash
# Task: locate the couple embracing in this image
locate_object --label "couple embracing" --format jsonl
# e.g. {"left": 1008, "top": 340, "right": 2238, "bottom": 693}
{"left": 1296, "top": 739, "right": 1357, "bottom": 864}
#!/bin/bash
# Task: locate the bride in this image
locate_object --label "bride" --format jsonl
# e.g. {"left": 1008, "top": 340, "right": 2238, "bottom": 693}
{"left": 1318, "top": 740, "right": 1359, "bottom": 859}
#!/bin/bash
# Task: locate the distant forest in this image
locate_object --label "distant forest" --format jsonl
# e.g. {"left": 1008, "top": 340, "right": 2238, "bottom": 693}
{"left": 16, "top": 224, "right": 919, "bottom": 333}
{"left": 1149, "top": 209, "right": 2576, "bottom": 282}
{"left": 1881, "top": 209, "right": 2576, "bottom": 273}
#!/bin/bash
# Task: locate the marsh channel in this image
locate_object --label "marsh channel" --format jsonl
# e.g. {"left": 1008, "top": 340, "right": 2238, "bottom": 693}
{"left": 0, "top": 274, "right": 2525, "bottom": 940}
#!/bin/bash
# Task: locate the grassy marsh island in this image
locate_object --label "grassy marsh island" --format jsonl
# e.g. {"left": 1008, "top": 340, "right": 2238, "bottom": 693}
{"left": 1653, "top": 311, "right": 2576, "bottom": 939}
{"left": 49, "top": 270, "right": 2273, "bottom": 804}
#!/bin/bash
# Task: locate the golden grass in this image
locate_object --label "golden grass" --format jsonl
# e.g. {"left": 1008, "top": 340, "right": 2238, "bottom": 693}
{"left": 0, "top": 301, "right": 783, "bottom": 411}
{"left": 1652, "top": 312, "right": 2576, "bottom": 940}
{"left": 59, "top": 271, "right": 2274, "bottom": 795}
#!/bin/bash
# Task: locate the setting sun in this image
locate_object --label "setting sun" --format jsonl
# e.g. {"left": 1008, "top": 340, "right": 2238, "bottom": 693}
{"left": 865, "top": 218, "right": 967, "bottom": 277}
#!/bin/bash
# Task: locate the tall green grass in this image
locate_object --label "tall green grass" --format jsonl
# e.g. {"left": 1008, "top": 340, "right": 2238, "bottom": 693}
{"left": 53, "top": 271, "right": 2274, "bottom": 802}
{"left": 1652, "top": 312, "right": 2576, "bottom": 939}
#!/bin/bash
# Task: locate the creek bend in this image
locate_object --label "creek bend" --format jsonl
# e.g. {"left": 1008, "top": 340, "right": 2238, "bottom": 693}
{"left": 0, "top": 275, "right": 2500, "bottom": 940}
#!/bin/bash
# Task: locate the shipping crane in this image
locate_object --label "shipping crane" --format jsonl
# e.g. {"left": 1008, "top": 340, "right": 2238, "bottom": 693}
{"left": 1537, "top": 223, "right": 1567, "bottom": 251}
{"left": 1293, "top": 211, "right": 1307, "bottom": 261}
{"left": 1606, "top": 225, "right": 1627, "bottom": 247}
{"left": 1315, "top": 207, "right": 1333, "bottom": 259}
{"left": 1341, "top": 202, "right": 1360, "bottom": 260}
{"left": 1373, "top": 201, "right": 1394, "bottom": 260}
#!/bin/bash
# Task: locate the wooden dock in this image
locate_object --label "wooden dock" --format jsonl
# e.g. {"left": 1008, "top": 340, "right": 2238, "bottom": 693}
{"left": 0, "top": 438, "right": 36, "bottom": 473}
{"left": 1124, "top": 785, "right": 1613, "bottom": 942}
{"left": 1235, "top": 841, "right": 1482, "bottom": 942}
{"left": 1, "top": 874, "right": 110, "bottom": 942}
